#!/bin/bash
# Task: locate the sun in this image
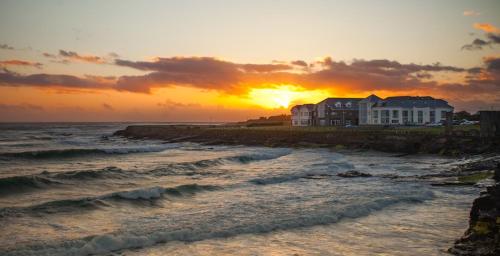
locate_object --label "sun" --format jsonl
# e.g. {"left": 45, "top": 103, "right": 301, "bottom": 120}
{"left": 247, "top": 85, "right": 329, "bottom": 109}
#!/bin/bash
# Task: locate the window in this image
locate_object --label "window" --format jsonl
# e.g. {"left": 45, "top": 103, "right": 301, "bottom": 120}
{"left": 441, "top": 110, "right": 448, "bottom": 119}
{"left": 391, "top": 120, "right": 399, "bottom": 124}
{"left": 373, "top": 110, "right": 379, "bottom": 119}
{"left": 293, "top": 121, "right": 298, "bottom": 125}
{"left": 335, "top": 102, "right": 342, "bottom": 108}
{"left": 381, "top": 110, "right": 390, "bottom": 124}
{"left": 346, "top": 102, "right": 352, "bottom": 108}
{"left": 418, "top": 111, "right": 423, "bottom": 124}
{"left": 392, "top": 110, "right": 399, "bottom": 119}
{"left": 430, "top": 111, "right": 435, "bottom": 123}
{"left": 331, "top": 119, "right": 341, "bottom": 126}
{"left": 402, "top": 110, "right": 409, "bottom": 124}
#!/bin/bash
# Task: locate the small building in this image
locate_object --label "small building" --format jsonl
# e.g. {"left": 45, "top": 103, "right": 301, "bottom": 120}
{"left": 314, "top": 98, "right": 362, "bottom": 126}
{"left": 480, "top": 111, "right": 500, "bottom": 138}
{"left": 359, "top": 95, "right": 453, "bottom": 125}
{"left": 291, "top": 104, "right": 315, "bottom": 126}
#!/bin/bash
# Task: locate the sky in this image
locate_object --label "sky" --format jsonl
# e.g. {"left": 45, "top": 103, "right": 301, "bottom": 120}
{"left": 0, "top": 0, "right": 499, "bottom": 122}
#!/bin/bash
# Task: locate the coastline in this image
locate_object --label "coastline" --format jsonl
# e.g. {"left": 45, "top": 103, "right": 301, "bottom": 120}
{"left": 114, "top": 124, "right": 500, "bottom": 255}
{"left": 113, "top": 125, "right": 500, "bottom": 156}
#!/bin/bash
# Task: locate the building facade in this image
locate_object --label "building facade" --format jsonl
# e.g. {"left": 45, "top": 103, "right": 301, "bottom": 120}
{"left": 291, "top": 104, "right": 314, "bottom": 126}
{"left": 314, "top": 98, "right": 362, "bottom": 126}
{"left": 359, "top": 95, "right": 453, "bottom": 125}
{"left": 291, "top": 95, "right": 453, "bottom": 127}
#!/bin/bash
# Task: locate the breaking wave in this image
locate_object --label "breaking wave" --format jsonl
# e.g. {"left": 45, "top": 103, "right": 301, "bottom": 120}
{"left": 0, "top": 184, "right": 220, "bottom": 218}
{"left": 0, "top": 144, "right": 178, "bottom": 159}
{"left": 151, "top": 149, "right": 292, "bottom": 176}
{"left": 1, "top": 190, "right": 434, "bottom": 256}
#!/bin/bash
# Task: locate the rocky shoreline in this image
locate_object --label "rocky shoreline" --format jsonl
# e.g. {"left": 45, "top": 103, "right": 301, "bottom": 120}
{"left": 449, "top": 161, "right": 500, "bottom": 256}
{"left": 114, "top": 125, "right": 499, "bottom": 155}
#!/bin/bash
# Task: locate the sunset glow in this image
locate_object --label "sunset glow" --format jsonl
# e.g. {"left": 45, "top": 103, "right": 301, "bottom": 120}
{"left": 247, "top": 85, "right": 330, "bottom": 109}
{"left": 0, "top": 0, "right": 499, "bottom": 122}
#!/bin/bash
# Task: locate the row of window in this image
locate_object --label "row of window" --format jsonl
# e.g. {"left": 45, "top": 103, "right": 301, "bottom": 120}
{"left": 331, "top": 102, "right": 352, "bottom": 108}
{"left": 373, "top": 110, "right": 449, "bottom": 124}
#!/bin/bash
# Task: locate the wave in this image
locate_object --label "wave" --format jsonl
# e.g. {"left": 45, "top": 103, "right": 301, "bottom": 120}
{"left": 51, "top": 166, "right": 127, "bottom": 180}
{"left": 0, "top": 184, "right": 220, "bottom": 218}
{"left": 0, "top": 175, "right": 60, "bottom": 195}
{"left": 0, "top": 167, "right": 128, "bottom": 196}
{"left": 0, "top": 144, "right": 178, "bottom": 159}
{"left": 106, "top": 184, "right": 219, "bottom": 201}
{"left": 1, "top": 190, "right": 433, "bottom": 256}
{"left": 151, "top": 149, "right": 292, "bottom": 176}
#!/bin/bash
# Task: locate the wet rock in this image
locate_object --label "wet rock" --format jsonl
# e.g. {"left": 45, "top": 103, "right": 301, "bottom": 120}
{"left": 337, "top": 170, "right": 372, "bottom": 178}
{"left": 450, "top": 164, "right": 500, "bottom": 255}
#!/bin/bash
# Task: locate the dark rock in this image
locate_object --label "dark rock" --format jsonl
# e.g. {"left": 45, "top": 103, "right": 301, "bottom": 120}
{"left": 337, "top": 170, "right": 372, "bottom": 178}
{"left": 450, "top": 163, "right": 500, "bottom": 255}
{"left": 493, "top": 163, "right": 500, "bottom": 182}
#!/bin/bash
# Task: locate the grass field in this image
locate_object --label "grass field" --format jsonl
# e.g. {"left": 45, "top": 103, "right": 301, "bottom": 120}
{"left": 216, "top": 124, "right": 480, "bottom": 136}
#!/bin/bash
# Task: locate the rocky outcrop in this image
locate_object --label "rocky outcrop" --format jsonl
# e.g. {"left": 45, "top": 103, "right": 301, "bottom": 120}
{"left": 114, "top": 125, "right": 500, "bottom": 155}
{"left": 449, "top": 164, "right": 500, "bottom": 256}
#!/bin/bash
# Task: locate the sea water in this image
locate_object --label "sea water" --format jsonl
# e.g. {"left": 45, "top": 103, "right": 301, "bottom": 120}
{"left": 0, "top": 123, "right": 479, "bottom": 255}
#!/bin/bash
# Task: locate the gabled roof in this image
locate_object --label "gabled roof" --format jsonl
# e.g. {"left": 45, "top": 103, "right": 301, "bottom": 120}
{"left": 374, "top": 96, "right": 453, "bottom": 108}
{"left": 317, "top": 98, "right": 363, "bottom": 110}
{"left": 362, "top": 94, "right": 382, "bottom": 102}
{"left": 291, "top": 104, "right": 315, "bottom": 111}
{"left": 301, "top": 104, "right": 315, "bottom": 111}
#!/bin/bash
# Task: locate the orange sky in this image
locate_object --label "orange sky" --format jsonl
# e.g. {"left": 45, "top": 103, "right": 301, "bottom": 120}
{"left": 1, "top": 1, "right": 499, "bottom": 122}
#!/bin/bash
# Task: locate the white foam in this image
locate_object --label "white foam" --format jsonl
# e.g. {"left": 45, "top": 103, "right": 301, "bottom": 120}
{"left": 105, "top": 186, "right": 165, "bottom": 200}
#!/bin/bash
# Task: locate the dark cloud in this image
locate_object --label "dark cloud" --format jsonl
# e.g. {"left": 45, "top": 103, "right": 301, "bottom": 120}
{"left": 0, "top": 71, "right": 112, "bottom": 89}
{"left": 0, "top": 44, "right": 14, "bottom": 50}
{"left": 484, "top": 56, "right": 500, "bottom": 72}
{"left": 0, "top": 103, "right": 44, "bottom": 111}
{"left": 0, "top": 56, "right": 498, "bottom": 104}
{"left": 59, "top": 50, "right": 104, "bottom": 63}
{"left": 0, "top": 60, "right": 43, "bottom": 69}
{"left": 240, "top": 63, "right": 292, "bottom": 72}
{"left": 291, "top": 60, "right": 308, "bottom": 67}
{"left": 487, "top": 33, "right": 500, "bottom": 44}
{"left": 462, "top": 23, "right": 500, "bottom": 51}
{"left": 462, "top": 38, "right": 491, "bottom": 50}
{"left": 43, "top": 52, "right": 56, "bottom": 58}
{"left": 102, "top": 103, "right": 114, "bottom": 110}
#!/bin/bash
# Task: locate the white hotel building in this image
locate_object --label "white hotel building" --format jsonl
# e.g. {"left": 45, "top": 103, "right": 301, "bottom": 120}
{"left": 359, "top": 95, "right": 454, "bottom": 125}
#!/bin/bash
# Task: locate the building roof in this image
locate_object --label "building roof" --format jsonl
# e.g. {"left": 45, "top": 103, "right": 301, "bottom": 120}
{"left": 362, "top": 94, "right": 382, "bottom": 102}
{"left": 317, "top": 98, "right": 363, "bottom": 110}
{"left": 291, "top": 104, "right": 315, "bottom": 111}
{"left": 374, "top": 96, "right": 453, "bottom": 108}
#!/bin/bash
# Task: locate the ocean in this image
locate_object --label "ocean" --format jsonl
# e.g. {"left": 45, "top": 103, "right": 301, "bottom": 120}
{"left": 0, "top": 123, "right": 479, "bottom": 255}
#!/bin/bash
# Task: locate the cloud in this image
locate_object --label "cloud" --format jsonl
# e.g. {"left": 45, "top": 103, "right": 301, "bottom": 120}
{"left": 102, "top": 103, "right": 114, "bottom": 110}
{"left": 157, "top": 100, "right": 201, "bottom": 110}
{"left": 0, "top": 103, "right": 44, "bottom": 111}
{"left": 463, "top": 10, "right": 481, "bottom": 17}
{"left": 462, "top": 38, "right": 491, "bottom": 50}
{"left": 58, "top": 50, "right": 105, "bottom": 64}
{"left": 291, "top": 60, "right": 308, "bottom": 67}
{"left": 0, "top": 60, "right": 43, "bottom": 69}
{"left": 0, "top": 71, "right": 114, "bottom": 90}
{"left": 462, "top": 23, "right": 500, "bottom": 50}
{"left": 1, "top": 55, "right": 498, "bottom": 109}
{"left": 0, "top": 44, "right": 15, "bottom": 50}
{"left": 474, "top": 23, "right": 500, "bottom": 33}
{"left": 43, "top": 52, "right": 56, "bottom": 58}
